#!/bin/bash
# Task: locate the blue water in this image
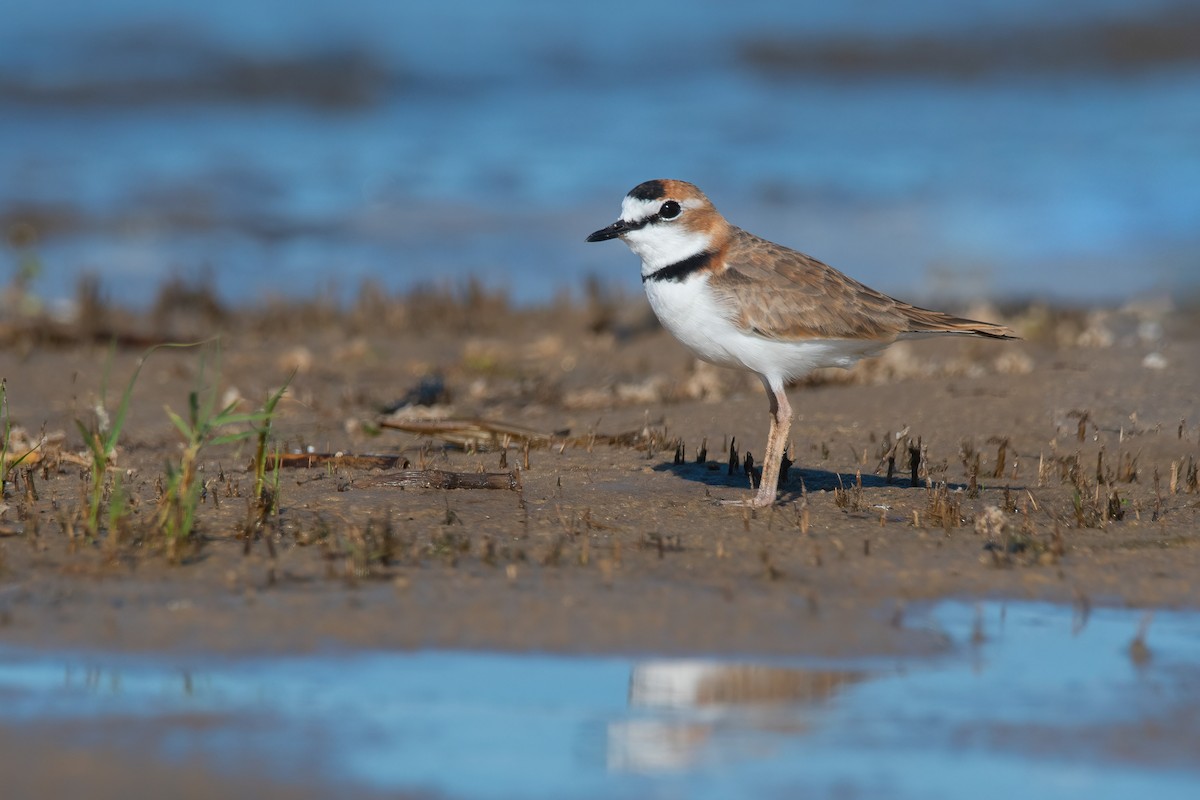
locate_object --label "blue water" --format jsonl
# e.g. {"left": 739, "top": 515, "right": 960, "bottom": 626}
{"left": 2, "top": 601, "right": 1199, "bottom": 799}
{"left": 2, "top": 1, "right": 1198, "bottom": 307}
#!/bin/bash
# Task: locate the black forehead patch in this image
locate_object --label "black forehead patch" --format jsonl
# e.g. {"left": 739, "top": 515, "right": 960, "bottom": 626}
{"left": 627, "top": 180, "right": 666, "bottom": 202}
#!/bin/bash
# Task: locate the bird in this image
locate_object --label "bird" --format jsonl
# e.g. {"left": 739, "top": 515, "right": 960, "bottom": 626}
{"left": 586, "top": 179, "right": 1016, "bottom": 508}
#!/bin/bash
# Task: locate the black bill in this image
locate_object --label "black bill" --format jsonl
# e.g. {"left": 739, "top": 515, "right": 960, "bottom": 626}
{"left": 586, "top": 219, "right": 637, "bottom": 242}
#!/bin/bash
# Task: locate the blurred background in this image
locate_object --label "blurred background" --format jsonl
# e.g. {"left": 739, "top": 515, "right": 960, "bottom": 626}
{"left": 1, "top": 0, "right": 1197, "bottom": 311}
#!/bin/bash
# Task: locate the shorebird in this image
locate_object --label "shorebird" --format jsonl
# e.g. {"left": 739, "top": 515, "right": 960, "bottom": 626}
{"left": 587, "top": 179, "right": 1016, "bottom": 508}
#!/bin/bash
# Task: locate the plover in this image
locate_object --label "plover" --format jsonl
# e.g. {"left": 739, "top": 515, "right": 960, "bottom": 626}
{"left": 587, "top": 179, "right": 1016, "bottom": 508}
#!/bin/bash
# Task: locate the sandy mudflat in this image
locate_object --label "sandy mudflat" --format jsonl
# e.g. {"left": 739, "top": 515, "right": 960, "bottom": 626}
{"left": 0, "top": 291, "right": 1196, "bottom": 657}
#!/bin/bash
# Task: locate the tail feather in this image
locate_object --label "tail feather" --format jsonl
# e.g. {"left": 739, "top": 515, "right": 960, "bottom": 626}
{"left": 899, "top": 305, "right": 1019, "bottom": 340}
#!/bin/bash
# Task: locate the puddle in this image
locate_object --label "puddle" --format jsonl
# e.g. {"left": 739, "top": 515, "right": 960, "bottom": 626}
{"left": 2, "top": 601, "right": 1198, "bottom": 799}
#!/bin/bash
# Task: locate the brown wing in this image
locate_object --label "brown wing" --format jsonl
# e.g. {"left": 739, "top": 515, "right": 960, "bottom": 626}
{"left": 708, "top": 229, "right": 1016, "bottom": 341}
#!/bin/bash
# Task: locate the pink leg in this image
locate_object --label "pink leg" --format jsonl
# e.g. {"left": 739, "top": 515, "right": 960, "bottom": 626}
{"left": 720, "top": 376, "right": 793, "bottom": 508}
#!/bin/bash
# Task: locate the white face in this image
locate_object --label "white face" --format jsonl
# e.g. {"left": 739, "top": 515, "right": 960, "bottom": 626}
{"left": 618, "top": 195, "right": 660, "bottom": 226}
{"left": 618, "top": 196, "right": 712, "bottom": 275}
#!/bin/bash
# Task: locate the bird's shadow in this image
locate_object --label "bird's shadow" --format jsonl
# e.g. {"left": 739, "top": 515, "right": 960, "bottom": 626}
{"left": 653, "top": 459, "right": 966, "bottom": 501}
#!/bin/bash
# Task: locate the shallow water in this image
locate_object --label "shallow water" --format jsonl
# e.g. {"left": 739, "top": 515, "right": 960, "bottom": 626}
{"left": 2, "top": 1, "right": 1198, "bottom": 307}
{"left": 2, "top": 601, "right": 1198, "bottom": 798}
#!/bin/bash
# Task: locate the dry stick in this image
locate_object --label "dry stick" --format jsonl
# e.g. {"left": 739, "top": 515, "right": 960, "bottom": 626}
{"left": 275, "top": 452, "right": 408, "bottom": 470}
{"left": 991, "top": 436, "right": 1008, "bottom": 479}
{"left": 908, "top": 439, "right": 922, "bottom": 488}
{"left": 358, "top": 469, "right": 519, "bottom": 491}
{"left": 380, "top": 417, "right": 670, "bottom": 452}
{"left": 379, "top": 418, "right": 558, "bottom": 449}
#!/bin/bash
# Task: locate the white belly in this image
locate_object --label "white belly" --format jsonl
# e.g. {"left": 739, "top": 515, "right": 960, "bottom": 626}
{"left": 644, "top": 273, "right": 886, "bottom": 382}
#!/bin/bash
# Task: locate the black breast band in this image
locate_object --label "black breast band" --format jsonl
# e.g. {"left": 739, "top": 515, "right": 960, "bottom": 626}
{"left": 642, "top": 251, "right": 714, "bottom": 283}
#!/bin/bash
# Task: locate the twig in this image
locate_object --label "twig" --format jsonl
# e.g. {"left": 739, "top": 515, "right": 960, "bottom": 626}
{"left": 273, "top": 452, "right": 408, "bottom": 470}
{"left": 357, "top": 469, "right": 519, "bottom": 491}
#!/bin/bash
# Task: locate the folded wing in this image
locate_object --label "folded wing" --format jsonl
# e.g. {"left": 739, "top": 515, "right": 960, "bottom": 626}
{"left": 709, "top": 230, "right": 1016, "bottom": 342}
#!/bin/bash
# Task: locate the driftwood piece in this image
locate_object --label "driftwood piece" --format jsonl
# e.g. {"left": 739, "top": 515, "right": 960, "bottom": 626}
{"left": 380, "top": 416, "right": 677, "bottom": 453}
{"left": 357, "top": 469, "right": 518, "bottom": 491}
{"left": 378, "top": 417, "right": 564, "bottom": 449}
{"left": 273, "top": 452, "right": 409, "bottom": 470}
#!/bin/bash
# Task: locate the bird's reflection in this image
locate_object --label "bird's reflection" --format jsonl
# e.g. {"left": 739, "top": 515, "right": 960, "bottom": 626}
{"left": 609, "top": 661, "right": 864, "bottom": 772}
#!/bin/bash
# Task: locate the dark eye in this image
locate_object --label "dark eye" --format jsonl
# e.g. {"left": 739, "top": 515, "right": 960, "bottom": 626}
{"left": 659, "top": 200, "right": 681, "bottom": 219}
